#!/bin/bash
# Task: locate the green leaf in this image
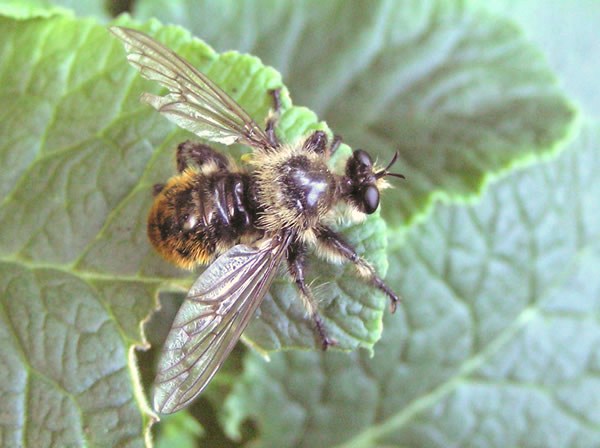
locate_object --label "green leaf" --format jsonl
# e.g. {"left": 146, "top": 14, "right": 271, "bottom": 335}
{"left": 0, "top": 0, "right": 73, "bottom": 19}
{"left": 222, "top": 121, "right": 600, "bottom": 446}
{"left": 0, "top": 15, "right": 160, "bottom": 446}
{"left": 0, "top": 0, "right": 118, "bottom": 21}
{"left": 48, "top": 0, "right": 111, "bottom": 20}
{"left": 0, "top": 13, "right": 392, "bottom": 443}
{"left": 486, "top": 0, "right": 600, "bottom": 116}
{"left": 154, "top": 412, "right": 203, "bottom": 448}
{"left": 134, "top": 0, "right": 579, "bottom": 228}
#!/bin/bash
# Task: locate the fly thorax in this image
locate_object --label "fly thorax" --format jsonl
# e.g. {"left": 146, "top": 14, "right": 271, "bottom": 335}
{"left": 255, "top": 152, "right": 336, "bottom": 232}
{"left": 281, "top": 155, "right": 335, "bottom": 213}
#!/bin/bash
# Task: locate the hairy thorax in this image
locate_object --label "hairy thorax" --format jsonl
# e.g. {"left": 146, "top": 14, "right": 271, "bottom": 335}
{"left": 252, "top": 145, "right": 337, "bottom": 238}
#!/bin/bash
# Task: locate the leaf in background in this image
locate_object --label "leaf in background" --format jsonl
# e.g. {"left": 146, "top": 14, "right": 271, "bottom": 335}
{"left": 0, "top": 0, "right": 73, "bottom": 19}
{"left": 134, "top": 0, "right": 579, "bottom": 228}
{"left": 487, "top": 0, "right": 600, "bottom": 116}
{"left": 0, "top": 13, "right": 394, "bottom": 444}
{"left": 222, "top": 122, "right": 600, "bottom": 447}
{"left": 154, "top": 412, "right": 203, "bottom": 448}
{"left": 51, "top": 0, "right": 111, "bottom": 20}
{"left": 0, "top": 0, "right": 133, "bottom": 21}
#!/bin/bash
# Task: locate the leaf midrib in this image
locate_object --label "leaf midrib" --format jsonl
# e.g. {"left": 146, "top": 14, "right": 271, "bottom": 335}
{"left": 334, "top": 234, "right": 599, "bottom": 447}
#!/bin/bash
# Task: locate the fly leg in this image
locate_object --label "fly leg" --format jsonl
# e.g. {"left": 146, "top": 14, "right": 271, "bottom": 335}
{"left": 287, "top": 241, "right": 337, "bottom": 350}
{"left": 329, "top": 135, "right": 342, "bottom": 156}
{"left": 176, "top": 140, "right": 230, "bottom": 173}
{"left": 265, "top": 88, "right": 282, "bottom": 148}
{"left": 300, "top": 130, "right": 341, "bottom": 156}
{"left": 152, "top": 183, "right": 166, "bottom": 196}
{"left": 151, "top": 141, "right": 230, "bottom": 197}
{"left": 301, "top": 130, "right": 329, "bottom": 154}
{"left": 316, "top": 226, "right": 400, "bottom": 313}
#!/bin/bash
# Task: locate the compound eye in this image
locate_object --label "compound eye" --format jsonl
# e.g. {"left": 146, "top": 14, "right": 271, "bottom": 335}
{"left": 362, "top": 185, "right": 380, "bottom": 214}
{"left": 353, "top": 149, "right": 373, "bottom": 167}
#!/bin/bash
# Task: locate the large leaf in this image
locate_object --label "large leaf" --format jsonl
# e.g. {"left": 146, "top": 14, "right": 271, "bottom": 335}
{"left": 0, "top": 2, "right": 591, "bottom": 447}
{"left": 0, "top": 13, "right": 392, "bottom": 445}
{"left": 223, "top": 122, "right": 600, "bottom": 447}
{"left": 487, "top": 0, "right": 600, "bottom": 116}
{"left": 134, "top": 0, "right": 578, "bottom": 227}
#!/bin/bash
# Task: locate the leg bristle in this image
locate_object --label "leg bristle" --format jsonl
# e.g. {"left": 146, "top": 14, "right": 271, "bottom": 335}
{"left": 316, "top": 226, "right": 401, "bottom": 313}
{"left": 287, "top": 241, "right": 336, "bottom": 349}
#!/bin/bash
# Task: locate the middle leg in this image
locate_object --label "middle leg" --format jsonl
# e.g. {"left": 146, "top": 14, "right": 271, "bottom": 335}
{"left": 286, "top": 241, "right": 337, "bottom": 350}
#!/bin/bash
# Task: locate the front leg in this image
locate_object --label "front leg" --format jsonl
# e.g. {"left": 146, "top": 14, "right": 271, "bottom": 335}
{"left": 316, "top": 226, "right": 400, "bottom": 313}
{"left": 286, "top": 241, "right": 337, "bottom": 350}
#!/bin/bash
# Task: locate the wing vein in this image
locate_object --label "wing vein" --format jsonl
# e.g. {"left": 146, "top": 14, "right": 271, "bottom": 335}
{"left": 110, "top": 26, "right": 274, "bottom": 149}
{"left": 152, "top": 233, "right": 291, "bottom": 413}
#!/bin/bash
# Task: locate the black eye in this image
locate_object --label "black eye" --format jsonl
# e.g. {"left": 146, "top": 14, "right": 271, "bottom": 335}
{"left": 362, "top": 185, "right": 380, "bottom": 214}
{"left": 353, "top": 149, "right": 372, "bottom": 167}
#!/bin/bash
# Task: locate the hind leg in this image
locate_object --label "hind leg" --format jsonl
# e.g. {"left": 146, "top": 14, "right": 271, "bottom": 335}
{"left": 176, "top": 140, "right": 230, "bottom": 172}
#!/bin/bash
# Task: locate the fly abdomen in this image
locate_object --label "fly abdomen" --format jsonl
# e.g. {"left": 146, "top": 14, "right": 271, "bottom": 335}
{"left": 147, "top": 169, "right": 259, "bottom": 269}
{"left": 209, "top": 173, "right": 255, "bottom": 237}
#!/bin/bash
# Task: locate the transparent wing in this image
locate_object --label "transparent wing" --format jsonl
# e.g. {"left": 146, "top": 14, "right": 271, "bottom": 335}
{"left": 153, "top": 233, "right": 291, "bottom": 414}
{"left": 109, "top": 26, "right": 272, "bottom": 149}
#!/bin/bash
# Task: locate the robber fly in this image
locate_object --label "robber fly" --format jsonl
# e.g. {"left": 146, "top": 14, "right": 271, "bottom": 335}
{"left": 110, "top": 26, "right": 404, "bottom": 414}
